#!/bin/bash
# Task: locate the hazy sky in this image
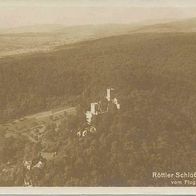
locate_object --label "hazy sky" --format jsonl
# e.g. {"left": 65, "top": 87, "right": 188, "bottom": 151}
{"left": 1, "top": 0, "right": 196, "bottom": 28}
{"left": 1, "top": 0, "right": 196, "bottom": 7}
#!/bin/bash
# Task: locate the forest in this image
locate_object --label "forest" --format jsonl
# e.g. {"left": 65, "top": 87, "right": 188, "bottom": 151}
{"left": 0, "top": 32, "right": 196, "bottom": 186}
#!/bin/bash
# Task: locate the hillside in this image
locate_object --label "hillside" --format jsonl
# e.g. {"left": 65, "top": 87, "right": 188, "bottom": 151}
{"left": 1, "top": 31, "right": 196, "bottom": 186}
{"left": 1, "top": 31, "right": 196, "bottom": 120}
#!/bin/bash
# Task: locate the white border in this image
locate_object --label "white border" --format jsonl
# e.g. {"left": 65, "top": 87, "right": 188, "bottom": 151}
{"left": 1, "top": 1, "right": 196, "bottom": 195}
{"left": 0, "top": 187, "right": 196, "bottom": 195}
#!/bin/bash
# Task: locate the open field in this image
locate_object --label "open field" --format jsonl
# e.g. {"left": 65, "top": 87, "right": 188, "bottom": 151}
{"left": 0, "top": 106, "right": 76, "bottom": 143}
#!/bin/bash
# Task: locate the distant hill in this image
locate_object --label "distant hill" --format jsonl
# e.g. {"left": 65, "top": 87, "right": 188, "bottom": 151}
{"left": 0, "top": 24, "right": 136, "bottom": 58}
{"left": 1, "top": 17, "right": 196, "bottom": 35}
{"left": 0, "top": 24, "right": 137, "bottom": 34}
{"left": 1, "top": 18, "right": 196, "bottom": 58}
{"left": 133, "top": 17, "right": 196, "bottom": 33}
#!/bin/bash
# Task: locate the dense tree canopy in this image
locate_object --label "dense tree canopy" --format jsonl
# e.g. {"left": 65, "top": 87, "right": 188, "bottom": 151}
{"left": 0, "top": 32, "right": 196, "bottom": 186}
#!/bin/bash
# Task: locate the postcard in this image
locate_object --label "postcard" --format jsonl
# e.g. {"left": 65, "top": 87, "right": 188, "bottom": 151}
{"left": 0, "top": 0, "right": 196, "bottom": 195}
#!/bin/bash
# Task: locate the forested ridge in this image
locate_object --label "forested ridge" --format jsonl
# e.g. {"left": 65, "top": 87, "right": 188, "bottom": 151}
{"left": 1, "top": 32, "right": 196, "bottom": 186}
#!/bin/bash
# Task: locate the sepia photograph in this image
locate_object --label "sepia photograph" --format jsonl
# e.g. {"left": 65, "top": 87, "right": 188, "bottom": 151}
{"left": 1, "top": 0, "right": 196, "bottom": 192}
